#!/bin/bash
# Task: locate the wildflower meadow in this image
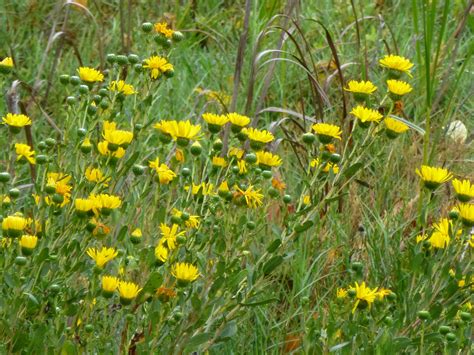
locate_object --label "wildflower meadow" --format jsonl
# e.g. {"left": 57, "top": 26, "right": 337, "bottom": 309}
{"left": 0, "top": 0, "right": 473, "bottom": 353}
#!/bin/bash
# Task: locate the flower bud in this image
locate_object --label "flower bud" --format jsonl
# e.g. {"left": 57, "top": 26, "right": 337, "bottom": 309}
{"left": 106, "top": 53, "right": 116, "bottom": 64}
{"left": 302, "top": 132, "right": 316, "bottom": 144}
{"left": 116, "top": 55, "right": 128, "bottom": 66}
{"left": 69, "top": 76, "right": 81, "bottom": 86}
{"left": 0, "top": 172, "right": 11, "bottom": 183}
{"left": 59, "top": 74, "right": 70, "bottom": 85}
{"left": 141, "top": 22, "right": 153, "bottom": 32}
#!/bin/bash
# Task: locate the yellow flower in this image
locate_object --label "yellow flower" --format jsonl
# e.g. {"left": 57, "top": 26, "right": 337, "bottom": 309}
{"left": 171, "top": 262, "right": 200, "bottom": 284}
{"left": 167, "top": 120, "right": 201, "bottom": 142}
{"left": 384, "top": 117, "right": 409, "bottom": 137}
{"left": 101, "top": 275, "right": 119, "bottom": 294}
{"left": 212, "top": 156, "right": 227, "bottom": 168}
{"left": 349, "top": 281, "right": 379, "bottom": 313}
{"left": 109, "top": 80, "right": 136, "bottom": 95}
{"left": 143, "top": 56, "right": 173, "bottom": 79}
{"left": 160, "top": 223, "right": 185, "bottom": 250}
{"left": 0, "top": 57, "right": 14, "bottom": 68}
{"left": 457, "top": 203, "right": 474, "bottom": 227}
{"left": 344, "top": 80, "right": 377, "bottom": 95}
{"left": 379, "top": 54, "right": 414, "bottom": 77}
{"left": 103, "top": 128, "right": 133, "bottom": 148}
{"left": 303, "top": 195, "right": 311, "bottom": 205}
{"left": 19, "top": 234, "right": 38, "bottom": 250}
{"left": 416, "top": 165, "right": 452, "bottom": 189}
{"left": 336, "top": 288, "right": 348, "bottom": 299}
{"left": 75, "top": 198, "right": 94, "bottom": 214}
{"left": 118, "top": 281, "right": 142, "bottom": 304}
{"left": 2, "top": 113, "right": 31, "bottom": 128}
{"left": 428, "top": 230, "right": 450, "bottom": 249}
{"left": 310, "top": 158, "right": 339, "bottom": 174}
{"left": 97, "top": 141, "right": 126, "bottom": 159}
{"left": 236, "top": 185, "right": 263, "bottom": 208}
{"left": 154, "top": 244, "right": 169, "bottom": 264}
{"left": 311, "top": 123, "right": 342, "bottom": 142}
{"left": 148, "top": 158, "right": 177, "bottom": 184}
{"left": 186, "top": 182, "right": 215, "bottom": 196}
{"left": 85, "top": 167, "right": 109, "bottom": 185}
{"left": 452, "top": 179, "right": 474, "bottom": 202}
{"left": 98, "top": 194, "right": 121, "bottom": 212}
{"left": 154, "top": 22, "right": 174, "bottom": 38}
{"left": 202, "top": 113, "right": 228, "bottom": 126}
{"left": 227, "top": 112, "right": 251, "bottom": 128}
{"left": 242, "top": 127, "right": 274, "bottom": 144}
{"left": 416, "top": 233, "right": 428, "bottom": 244}
{"left": 237, "top": 160, "right": 247, "bottom": 175}
{"left": 153, "top": 120, "right": 174, "bottom": 136}
{"left": 376, "top": 288, "right": 391, "bottom": 300}
{"left": 433, "top": 218, "right": 455, "bottom": 236}
{"left": 387, "top": 79, "right": 412, "bottom": 97}
{"left": 15, "top": 143, "right": 35, "bottom": 164}
{"left": 218, "top": 181, "right": 230, "bottom": 193}
{"left": 77, "top": 67, "right": 104, "bottom": 83}
{"left": 2, "top": 214, "right": 28, "bottom": 237}
{"left": 229, "top": 147, "right": 244, "bottom": 159}
{"left": 86, "top": 246, "right": 118, "bottom": 268}
{"left": 350, "top": 105, "right": 383, "bottom": 124}
{"left": 256, "top": 151, "right": 282, "bottom": 167}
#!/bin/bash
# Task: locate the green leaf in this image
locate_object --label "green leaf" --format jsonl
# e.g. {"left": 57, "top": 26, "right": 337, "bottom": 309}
{"left": 36, "top": 247, "right": 50, "bottom": 263}
{"left": 184, "top": 332, "right": 213, "bottom": 350}
{"left": 294, "top": 220, "right": 313, "bottom": 233}
{"left": 343, "top": 162, "right": 363, "bottom": 179}
{"left": 116, "top": 225, "right": 128, "bottom": 242}
{"left": 262, "top": 255, "right": 284, "bottom": 275}
{"left": 217, "top": 321, "right": 237, "bottom": 341}
{"left": 266, "top": 238, "right": 281, "bottom": 253}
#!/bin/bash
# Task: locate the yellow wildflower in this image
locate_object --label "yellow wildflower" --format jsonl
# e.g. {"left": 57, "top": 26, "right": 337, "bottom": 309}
{"left": 154, "top": 22, "right": 174, "bottom": 38}
{"left": 109, "top": 80, "right": 136, "bottom": 95}
{"left": 143, "top": 56, "right": 173, "bottom": 79}
{"left": 312, "top": 123, "right": 342, "bottom": 142}
{"left": 256, "top": 151, "right": 282, "bottom": 168}
{"left": 2, "top": 113, "right": 31, "bottom": 128}
{"left": 387, "top": 79, "right": 412, "bottom": 97}
{"left": 344, "top": 80, "right": 377, "bottom": 95}
{"left": 350, "top": 105, "right": 383, "bottom": 124}
{"left": 379, "top": 54, "right": 414, "bottom": 77}
{"left": 171, "top": 262, "right": 200, "bottom": 285}
{"left": 86, "top": 246, "right": 118, "bottom": 268}
{"left": 148, "top": 158, "right": 177, "bottom": 184}
{"left": 416, "top": 165, "right": 452, "bottom": 189}
{"left": 15, "top": 143, "right": 35, "bottom": 164}
{"left": 77, "top": 67, "right": 104, "bottom": 83}
{"left": 452, "top": 179, "right": 474, "bottom": 202}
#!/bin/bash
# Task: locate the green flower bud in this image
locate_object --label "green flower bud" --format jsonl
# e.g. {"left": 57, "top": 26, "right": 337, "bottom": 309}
{"left": 59, "top": 74, "right": 70, "bottom": 85}
{"left": 69, "top": 76, "right": 81, "bottom": 86}
{"left": 106, "top": 53, "right": 116, "bottom": 64}
{"left": 417, "top": 310, "right": 430, "bottom": 320}
{"left": 141, "top": 22, "right": 153, "bottom": 33}
{"left": 116, "top": 55, "right": 128, "bottom": 66}
{"left": 302, "top": 132, "right": 316, "bottom": 144}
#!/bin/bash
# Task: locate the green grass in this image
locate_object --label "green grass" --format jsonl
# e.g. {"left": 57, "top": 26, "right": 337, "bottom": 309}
{"left": 0, "top": 0, "right": 473, "bottom": 353}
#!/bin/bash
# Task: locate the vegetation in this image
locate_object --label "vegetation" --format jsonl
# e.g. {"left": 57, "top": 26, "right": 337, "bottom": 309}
{"left": 0, "top": 0, "right": 472, "bottom": 353}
